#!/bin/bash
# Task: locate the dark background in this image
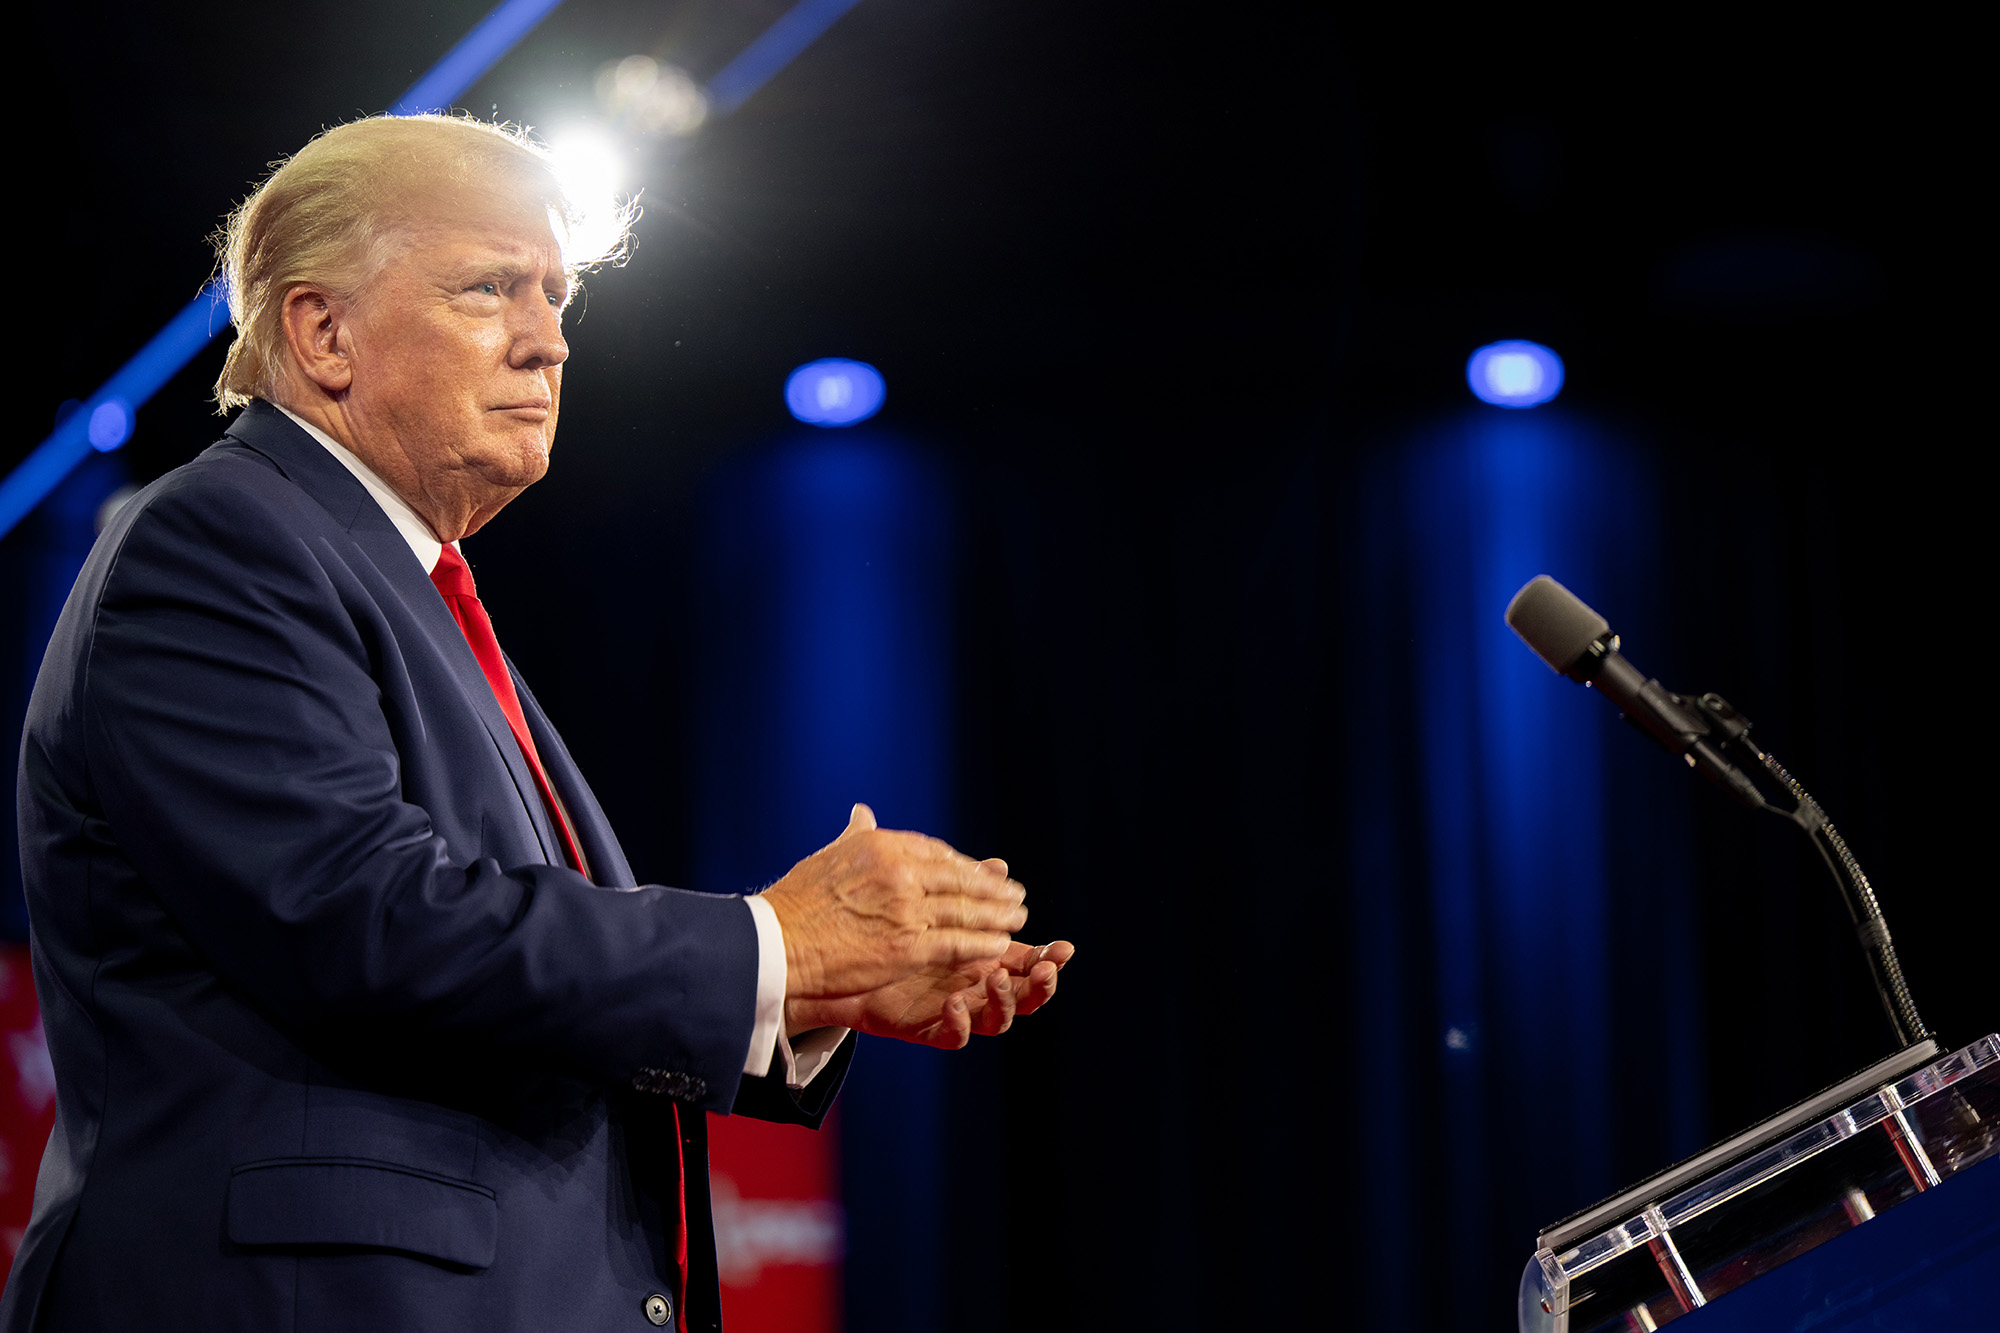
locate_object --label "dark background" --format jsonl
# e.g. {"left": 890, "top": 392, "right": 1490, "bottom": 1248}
{"left": 7, "top": 4, "right": 1990, "bottom": 1328}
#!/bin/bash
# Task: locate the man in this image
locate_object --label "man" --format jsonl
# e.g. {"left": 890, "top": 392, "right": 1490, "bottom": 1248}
{"left": 2, "top": 114, "right": 1071, "bottom": 1332}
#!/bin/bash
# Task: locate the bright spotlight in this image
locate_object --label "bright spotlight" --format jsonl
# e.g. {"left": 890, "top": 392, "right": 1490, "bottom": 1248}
{"left": 1466, "top": 340, "right": 1564, "bottom": 409}
{"left": 786, "top": 358, "right": 886, "bottom": 427}
{"left": 548, "top": 127, "right": 622, "bottom": 203}
{"left": 545, "top": 128, "right": 632, "bottom": 267}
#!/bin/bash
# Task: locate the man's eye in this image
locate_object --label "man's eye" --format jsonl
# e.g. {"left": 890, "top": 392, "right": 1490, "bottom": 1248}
{"left": 474, "top": 282, "right": 500, "bottom": 296}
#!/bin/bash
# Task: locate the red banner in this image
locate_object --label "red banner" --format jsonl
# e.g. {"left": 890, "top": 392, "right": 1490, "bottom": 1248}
{"left": 708, "top": 1108, "right": 843, "bottom": 1331}
{"left": 0, "top": 944, "right": 56, "bottom": 1289}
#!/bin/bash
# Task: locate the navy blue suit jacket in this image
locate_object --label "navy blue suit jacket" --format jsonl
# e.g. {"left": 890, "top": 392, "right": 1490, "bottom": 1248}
{"left": 2, "top": 402, "right": 849, "bottom": 1331}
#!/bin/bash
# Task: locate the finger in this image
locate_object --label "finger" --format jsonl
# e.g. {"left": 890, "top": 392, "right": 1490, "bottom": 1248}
{"left": 889, "top": 828, "right": 979, "bottom": 861}
{"left": 928, "top": 896, "right": 1028, "bottom": 934}
{"left": 1012, "top": 959, "right": 1060, "bottom": 1017}
{"left": 992, "top": 940, "right": 1041, "bottom": 971}
{"left": 939, "top": 858, "right": 1027, "bottom": 903}
{"left": 918, "top": 928, "right": 1014, "bottom": 968}
{"left": 975, "top": 969, "right": 1016, "bottom": 1035}
{"left": 926, "top": 993, "right": 973, "bottom": 1049}
{"left": 1035, "top": 940, "right": 1076, "bottom": 970}
{"left": 815, "top": 803, "right": 880, "bottom": 856}
{"left": 873, "top": 833, "right": 1019, "bottom": 900}
{"left": 899, "top": 831, "right": 1016, "bottom": 880}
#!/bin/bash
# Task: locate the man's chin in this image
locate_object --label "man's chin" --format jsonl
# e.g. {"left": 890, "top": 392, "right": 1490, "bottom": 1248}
{"left": 474, "top": 432, "right": 555, "bottom": 487}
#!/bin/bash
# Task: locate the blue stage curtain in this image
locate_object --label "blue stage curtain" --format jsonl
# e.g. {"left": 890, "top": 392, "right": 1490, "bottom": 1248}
{"left": 1345, "top": 409, "right": 1705, "bottom": 1327}
{"left": 690, "top": 431, "right": 956, "bottom": 1333}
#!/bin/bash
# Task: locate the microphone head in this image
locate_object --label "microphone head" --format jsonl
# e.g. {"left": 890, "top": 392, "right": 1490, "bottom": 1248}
{"left": 1506, "top": 575, "right": 1611, "bottom": 677}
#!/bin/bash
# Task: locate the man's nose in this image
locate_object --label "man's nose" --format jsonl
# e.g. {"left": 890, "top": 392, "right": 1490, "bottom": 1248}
{"left": 510, "top": 297, "right": 569, "bottom": 370}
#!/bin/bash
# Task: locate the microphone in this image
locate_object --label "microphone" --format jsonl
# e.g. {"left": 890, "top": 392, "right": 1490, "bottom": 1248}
{"left": 1506, "top": 574, "right": 1933, "bottom": 1048}
{"left": 1505, "top": 576, "right": 1766, "bottom": 810}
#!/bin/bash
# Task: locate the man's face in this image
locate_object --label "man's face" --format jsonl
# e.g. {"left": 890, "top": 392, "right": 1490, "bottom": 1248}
{"left": 333, "top": 198, "right": 572, "bottom": 538}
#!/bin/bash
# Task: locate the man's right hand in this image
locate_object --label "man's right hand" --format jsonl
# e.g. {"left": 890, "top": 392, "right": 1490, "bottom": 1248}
{"left": 761, "top": 804, "right": 1028, "bottom": 999}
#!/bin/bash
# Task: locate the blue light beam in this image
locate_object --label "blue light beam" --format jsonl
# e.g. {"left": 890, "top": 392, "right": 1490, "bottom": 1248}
{"left": 391, "top": 0, "right": 568, "bottom": 115}
{"left": 0, "top": 284, "right": 229, "bottom": 538}
{"left": 707, "top": 0, "right": 865, "bottom": 115}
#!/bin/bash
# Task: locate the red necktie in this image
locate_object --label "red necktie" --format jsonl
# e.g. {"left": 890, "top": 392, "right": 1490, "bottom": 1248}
{"left": 429, "top": 546, "right": 591, "bottom": 880}
{"left": 429, "top": 547, "right": 688, "bottom": 1323}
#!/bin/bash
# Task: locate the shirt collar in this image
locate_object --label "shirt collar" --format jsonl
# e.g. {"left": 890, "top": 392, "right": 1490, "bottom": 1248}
{"left": 273, "top": 403, "right": 450, "bottom": 574}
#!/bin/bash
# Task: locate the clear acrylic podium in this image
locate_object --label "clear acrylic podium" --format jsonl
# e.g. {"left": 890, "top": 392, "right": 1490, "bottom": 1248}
{"left": 1519, "top": 1034, "right": 2000, "bottom": 1332}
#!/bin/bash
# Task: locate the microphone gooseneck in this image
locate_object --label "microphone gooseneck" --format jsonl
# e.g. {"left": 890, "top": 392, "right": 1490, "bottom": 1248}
{"left": 1504, "top": 574, "right": 1930, "bottom": 1049}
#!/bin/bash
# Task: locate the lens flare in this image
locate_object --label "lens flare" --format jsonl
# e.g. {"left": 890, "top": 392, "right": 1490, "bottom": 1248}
{"left": 595, "top": 55, "right": 709, "bottom": 137}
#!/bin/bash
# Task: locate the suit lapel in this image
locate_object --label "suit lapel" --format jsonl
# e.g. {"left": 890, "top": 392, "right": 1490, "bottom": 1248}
{"left": 222, "top": 402, "right": 567, "bottom": 870}
{"left": 357, "top": 526, "right": 569, "bottom": 871}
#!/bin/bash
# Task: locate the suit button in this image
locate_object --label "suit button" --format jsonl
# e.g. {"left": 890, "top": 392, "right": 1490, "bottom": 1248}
{"left": 644, "top": 1293, "right": 672, "bottom": 1326}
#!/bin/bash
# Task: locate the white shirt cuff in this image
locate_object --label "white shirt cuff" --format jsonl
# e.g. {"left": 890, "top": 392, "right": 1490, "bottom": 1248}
{"left": 742, "top": 894, "right": 787, "bottom": 1078}
{"left": 742, "top": 893, "right": 849, "bottom": 1090}
{"left": 784, "top": 1025, "right": 850, "bottom": 1089}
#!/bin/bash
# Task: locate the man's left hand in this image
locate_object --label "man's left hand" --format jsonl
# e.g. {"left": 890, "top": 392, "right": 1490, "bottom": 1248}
{"left": 785, "top": 939, "right": 1075, "bottom": 1049}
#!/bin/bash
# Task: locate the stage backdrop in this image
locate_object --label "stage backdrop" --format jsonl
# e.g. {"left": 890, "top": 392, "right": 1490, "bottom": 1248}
{"left": 691, "top": 430, "right": 959, "bottom": 1333}
{"left": 1344, "top": 407, "right": 1704, "bottom": 1316}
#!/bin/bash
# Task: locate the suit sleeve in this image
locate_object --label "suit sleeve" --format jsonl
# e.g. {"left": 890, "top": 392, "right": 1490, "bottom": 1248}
{"left": 732, "top": 1034, "right": 856, "bottom": 1127}
{"left": 77, "top": 467, "right": 759, "bottom": 1112}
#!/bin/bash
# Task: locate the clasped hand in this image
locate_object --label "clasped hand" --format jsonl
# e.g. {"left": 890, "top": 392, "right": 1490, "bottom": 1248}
{"left": 760, "top": 804, "right": 1073, "bottom": 1049}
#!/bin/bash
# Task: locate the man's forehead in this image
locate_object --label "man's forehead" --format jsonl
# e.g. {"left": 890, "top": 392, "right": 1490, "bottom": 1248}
{"left": 398, "top": 209, "right": 568, "bottom": 278}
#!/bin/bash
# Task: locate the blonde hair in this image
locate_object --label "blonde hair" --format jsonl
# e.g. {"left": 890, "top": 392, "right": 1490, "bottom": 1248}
{"left": 212, "top": 114, "right": 634, "bottom": 412}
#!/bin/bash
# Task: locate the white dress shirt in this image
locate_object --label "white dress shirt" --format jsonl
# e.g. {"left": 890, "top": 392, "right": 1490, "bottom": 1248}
{"left": 275, "top": 404, "right": 846, "bottom": 1089}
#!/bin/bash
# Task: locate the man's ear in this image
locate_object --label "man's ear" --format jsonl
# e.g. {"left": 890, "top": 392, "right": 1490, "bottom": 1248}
{"left": 278, "top": 284, "right": 354, "bottom": 394}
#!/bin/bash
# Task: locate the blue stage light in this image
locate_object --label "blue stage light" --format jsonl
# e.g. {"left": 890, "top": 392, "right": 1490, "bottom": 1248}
{"left": 88, "top": 399, "right": 134, "bottom": 451}
{"left": 1467, "top": 340, "right": 1565, "bottom": 409}
{"left": 786, "top": 359, "right": 886, "bottom": 427}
